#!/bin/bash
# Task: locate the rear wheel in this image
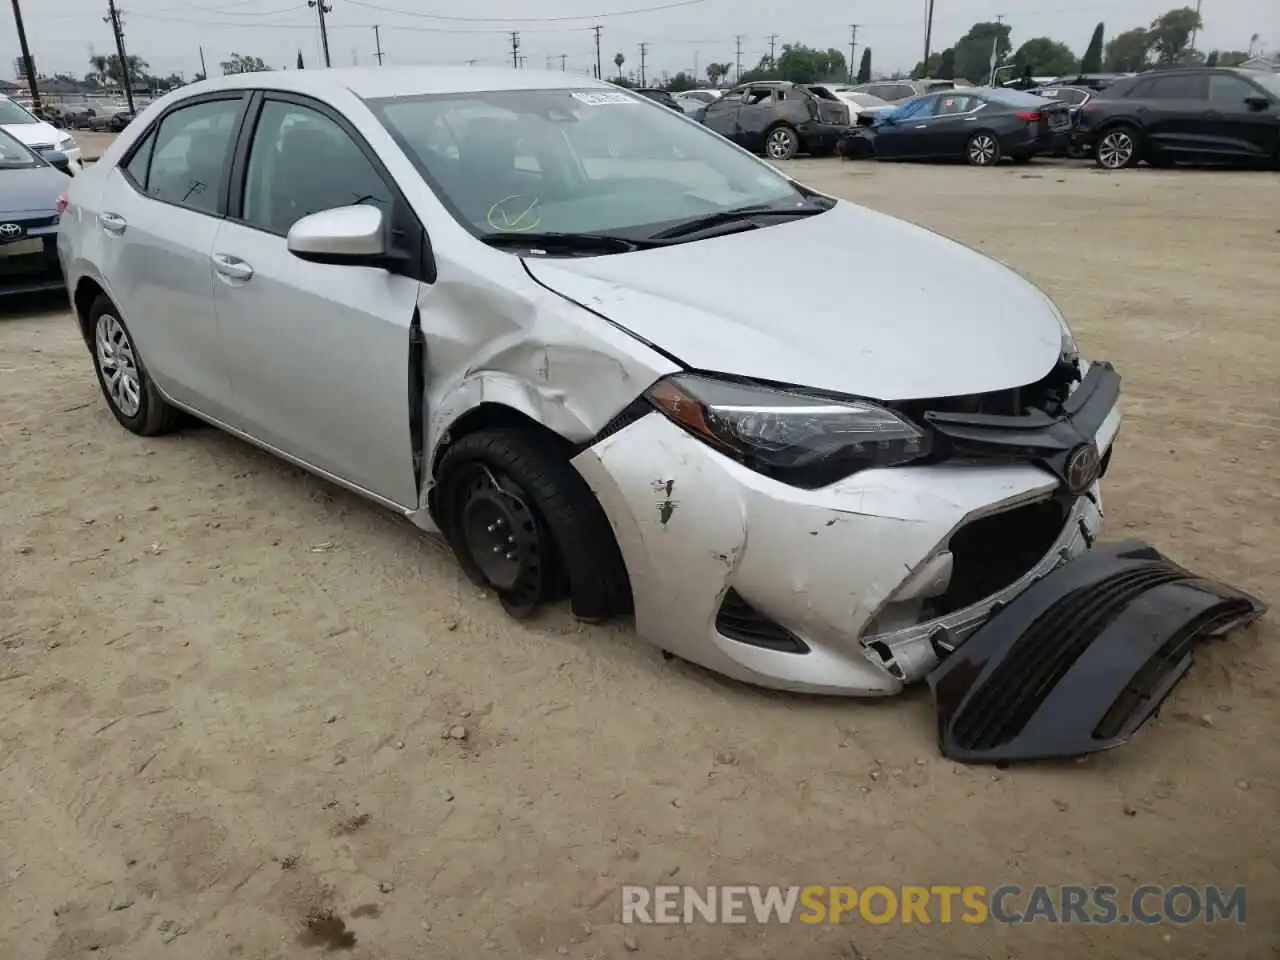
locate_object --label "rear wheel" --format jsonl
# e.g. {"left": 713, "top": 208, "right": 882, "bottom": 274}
{"left": 966, "top": 132, "right": 1001, "bottom": 166}
{"left": 1095, "top": 126, "right": 1140, "bottom": 169}
{"left": 436, "top": 427, "right": 630, "bottom": 621}
{"left": 765, "top": 125, "right": 799, "bottom": 161}
{"left": 88, "top": 296, "right": 182, "bottom": 436}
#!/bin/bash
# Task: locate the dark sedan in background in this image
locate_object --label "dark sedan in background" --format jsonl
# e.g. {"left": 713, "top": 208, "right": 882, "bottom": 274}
{"left": 848, "top": 88, "right": 1072, "bottom": 165}
{"left": 0, "top": 128, "right": 72, "bottom": 297}
{"left": 699, "top": 80, "right": 850, "bottom": 159}
{"left": 634, "top": 88, "right": 684, "bottom": 111}
{"left": 1074, "top": 67, "right": 1280, "bottom": 169}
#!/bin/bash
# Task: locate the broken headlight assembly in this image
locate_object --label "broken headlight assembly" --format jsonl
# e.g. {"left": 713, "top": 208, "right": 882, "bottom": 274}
{"left": 645, "top": 373, "right": 931, "bottom": 489}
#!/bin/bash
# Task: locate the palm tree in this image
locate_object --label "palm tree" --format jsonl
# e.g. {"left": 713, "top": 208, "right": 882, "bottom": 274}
{"left": 90, "top": 54, "right": 109, "bottom": 86}
{"left": 614, "top": 52, "right": 625, "bottom": 82}
{"left": 706, "top": 62, "right": 731, "bottom": 87}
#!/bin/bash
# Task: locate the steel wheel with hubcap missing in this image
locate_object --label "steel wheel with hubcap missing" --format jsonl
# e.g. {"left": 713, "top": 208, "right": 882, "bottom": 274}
{"left": 95, "top": 313, "right": 141, "bottom": 418}
{"left": 766, "top": 126, "right": 799, "bottom": 161}
{"left": 453, "top": 461, "right": 554, "bottom": 618}
{"left": 1096, "top": 129, "right": 1138, "bottom": 169}
{"left": 966, "top": 133, "right": 1000, "bottom": 166}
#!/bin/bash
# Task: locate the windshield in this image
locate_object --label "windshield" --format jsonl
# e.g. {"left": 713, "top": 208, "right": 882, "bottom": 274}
{"left": 0, "top": 98, "right": 39, "bottom": 125}
{"left": 369, "top": 88, "right": 805, "bottom": 241}
{"left": 845, "top": 93, "right": 888, "bottom": 107}
{"left": 1250, "top": 72, "right": 1280, "bottom": 97}
{"left": 0, "top": 129, "right": 39, "bottom": 167}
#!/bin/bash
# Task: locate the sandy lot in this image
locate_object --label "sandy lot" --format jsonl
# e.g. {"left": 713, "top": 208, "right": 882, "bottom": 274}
{"left": 2, "top": 157, "right": 1278, "bottom": 960}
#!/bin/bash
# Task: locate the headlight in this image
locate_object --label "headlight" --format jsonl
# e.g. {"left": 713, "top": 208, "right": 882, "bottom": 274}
{"left": 645, "top": 373, "right": 931, "bottom": 489}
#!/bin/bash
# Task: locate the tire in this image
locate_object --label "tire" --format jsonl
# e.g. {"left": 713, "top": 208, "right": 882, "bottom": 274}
{"left": 436, "top": 426, "right": 631, "bottom": 622}
{"left": 966, "top": 132, "right": 1001, "bottom": 166}
{"left": 764, "top": 125, "right": 799, "bottom": 161}
{"left": 88, "top": 295, "right": 182, "bottom": 436}
{"left": 1095, "top": 125, "right": 1140, "bottom": 169}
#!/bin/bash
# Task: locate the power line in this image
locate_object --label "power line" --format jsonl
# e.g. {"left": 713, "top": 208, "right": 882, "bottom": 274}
{"left": 339, "top": 0, "right": 707, "bottom": 23}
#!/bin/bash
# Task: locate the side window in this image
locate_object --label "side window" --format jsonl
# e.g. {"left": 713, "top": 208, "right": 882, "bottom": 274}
{"left": 122, "top": 128, "right": 156, "bottom": 189}
{"left": 1148, "top": 74, "right": 1208, "bottom": 100}
{"left": 145, "top": 98, "right": 243, "bottom": 215}
{"left": 744, "top": 88, "right": 773, "bottom": 106}
{"left": 896, "top": 97, "right": 934, "bottom": 120}
{"left": 1208, "top": 74, "right": 1260, "bottom": 104}
{"left": 241, "top": 99, "right": 392, "bottom": 237}
{"left": 934, "top": 95, "right": 975, "bottom": 116}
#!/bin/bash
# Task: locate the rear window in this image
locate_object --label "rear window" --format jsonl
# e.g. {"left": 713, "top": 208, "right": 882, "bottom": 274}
{"left": 1144, "top": 74, "right": 1208, "bottom": 99}
{"left": 983, "top": 88, "right": 1052, "bottom": 108}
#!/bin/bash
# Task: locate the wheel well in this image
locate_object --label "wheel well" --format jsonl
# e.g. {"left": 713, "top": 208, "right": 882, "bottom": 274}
{"left": 430, "top": 403, "right": 571, "bottom": 480}
{"left": 72, "top": 277, "right": 106, "bottom": 345}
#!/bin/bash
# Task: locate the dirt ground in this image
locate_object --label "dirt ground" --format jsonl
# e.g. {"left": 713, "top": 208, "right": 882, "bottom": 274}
{"left": 2, "top": 156, "right": 1278, "bottom": 960}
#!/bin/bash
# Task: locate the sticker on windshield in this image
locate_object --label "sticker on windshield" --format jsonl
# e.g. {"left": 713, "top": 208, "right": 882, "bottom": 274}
{"left": 571, "top": 91, "right": 637, "bottom": 106}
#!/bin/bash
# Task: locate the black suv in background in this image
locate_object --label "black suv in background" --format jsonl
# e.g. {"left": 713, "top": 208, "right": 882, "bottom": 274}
{"left": 1074, "top": 67, "right": 1280, "bottom": 169}
{"left": 699, "top": 81, "right": 851, "bottom": 159}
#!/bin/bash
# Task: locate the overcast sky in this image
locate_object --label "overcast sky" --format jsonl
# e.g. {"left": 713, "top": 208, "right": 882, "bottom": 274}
{"left": 5, "top": 0, "right": 1275, "bottom": 86}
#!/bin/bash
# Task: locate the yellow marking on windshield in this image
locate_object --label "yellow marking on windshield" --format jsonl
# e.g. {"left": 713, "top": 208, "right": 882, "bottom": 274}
{"left": 486, "top": 195, "right": 541, "bottom": 232}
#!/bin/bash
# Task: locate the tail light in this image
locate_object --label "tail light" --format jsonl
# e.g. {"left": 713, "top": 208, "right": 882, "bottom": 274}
{"left": 55, "top": 191, "right": 69, "bottom": 217}
{"left": 1014, "top": 110, "right": 1042, "bottom": 122}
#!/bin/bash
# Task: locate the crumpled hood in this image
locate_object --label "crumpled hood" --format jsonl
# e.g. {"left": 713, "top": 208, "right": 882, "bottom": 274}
{"left": 525, "top": 202, "right": 1065, "bottom": 401}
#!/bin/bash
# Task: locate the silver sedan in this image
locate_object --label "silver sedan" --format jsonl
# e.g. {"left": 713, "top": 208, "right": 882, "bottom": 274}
{"left": 59, "top": 67, "right": 1121, "bottom": 697}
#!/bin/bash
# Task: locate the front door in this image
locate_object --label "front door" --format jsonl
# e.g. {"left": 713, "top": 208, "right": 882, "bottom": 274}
{"left": 915, "top": 93, "right": 982, "bottom": 156}
{"left": 873, "top": 97, "right": 935, "bottom": 159}
{"left": 1205, "top": 72, "right": 1280, "bottom": 160}
{"left": 700, "top": 89, "right": 743, "bottom": 142}
{"left": 89, "top": 94, "right": 248, "bottom": 417}
{"left": 734, "top": 86, "right": 779, "bottom": 153}
{"left": 210, "top": 94, "right": 421, "bottom": 508}
{"left": 1139, "top": 73, "right": 1210, "bottom": 156}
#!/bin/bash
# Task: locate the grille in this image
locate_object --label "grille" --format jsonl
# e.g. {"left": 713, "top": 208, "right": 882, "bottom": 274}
{"left": 715, "top": 589, "right": 809, "bottom": 654}
{"left": 932, "top": 499, "right": 1070, "bottom": 617}
{"left": 951, "top": 566, "right": 1189, "bottom": 751}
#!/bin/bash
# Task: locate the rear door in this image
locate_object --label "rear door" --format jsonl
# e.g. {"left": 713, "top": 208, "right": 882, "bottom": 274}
{"left": 1205, "top": 72, "right": 1279, "bottom": 159}
{"left": 733, "top": 86, "right": 780, "bottom": 152}
{"left": 209, "top": 92, "right": 423, "bottom": 507}
{"left": 1138, "top": 73, "right": 1209, "bottom": 155}
{"left": 90, "top": 93, "right": 248, "bottom": 418}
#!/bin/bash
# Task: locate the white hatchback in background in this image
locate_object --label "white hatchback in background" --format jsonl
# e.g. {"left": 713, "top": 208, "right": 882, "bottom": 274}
{"left": 0, "top": 96, "right": 83, "bottom": 173}
{"left": 58, "top": 68, "right": 1124, "bottom": 699}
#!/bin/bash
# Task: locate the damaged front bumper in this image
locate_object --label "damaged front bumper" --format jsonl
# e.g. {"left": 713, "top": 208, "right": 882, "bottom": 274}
{"left": 572, "top": 365, "right": 1122, "bottom": 696}
{"left": 929, "top": 540, "right": 1267, "bottom": 763}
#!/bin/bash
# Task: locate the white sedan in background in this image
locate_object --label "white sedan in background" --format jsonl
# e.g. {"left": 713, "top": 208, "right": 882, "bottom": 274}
{"left": 0, "top": 96, "right": 83, "bottom": 173}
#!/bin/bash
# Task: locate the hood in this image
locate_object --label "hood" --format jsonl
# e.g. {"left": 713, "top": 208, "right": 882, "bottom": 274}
{"left": 0, "top": 165, "right": 66, "bottom": 218}
{"left": 2, "top": 121, "right": 62, "bottom": 150}
{"left": 524, "top": 202, "right": 1064, "bottom": 401}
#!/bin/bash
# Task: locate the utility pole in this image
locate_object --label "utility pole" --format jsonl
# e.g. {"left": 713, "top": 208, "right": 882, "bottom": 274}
{"left": 922, "top": 0, "right": 935, "bottom": 75}
{"left": 198, "top": 44, "right": 208, "bottom": 79}
{"left": 373, "top": 25, "right": 384, "bottom": 65}
{"left": 593, "top": 25, "right": 602, "bottom": 79}
{"left": 511, "top": 31, "right": 520, "bottom": 70}
{"left": 307, "top": 0, "right": 332, "bottom": 67}
{"left": 848, "top": 24, "right": 858, "bottom": 81}
{"left": 559, "top": 54, "right": 567, "bottom": 71}
{"left": 734, "top": 34, "right": 743, "bottom": 83}
{"left": 1189, "top": 0, "right": 1202, "bottom": 53}
{"left": 768, "top": 34, "right": 777, "bottom": 66}
{"left": 638, "top": 42, "right": 647, "bottom": 86}
{"left": 104, "top": 0, "right": 135, "bottom": 114}
{"left": 11, "top": 0, "right": 41, "bottom": 110}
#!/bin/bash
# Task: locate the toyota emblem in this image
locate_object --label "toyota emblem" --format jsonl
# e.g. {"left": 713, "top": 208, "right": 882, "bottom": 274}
{"left": 0, "top": 223, "right": 23, "bottom": 242}
{"left": 1064, "top": 443, "right": 1101, "bottom": 495}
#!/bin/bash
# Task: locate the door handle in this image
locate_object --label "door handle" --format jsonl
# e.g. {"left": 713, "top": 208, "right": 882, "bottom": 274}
{"left": 97, "top": 212, "right": 127, "bottom": 235}
{"left": 211, "top": 253, "right": 254, "bottom": 282}
{"left": 914, "top": 124, "right": 927, "bottom": 129}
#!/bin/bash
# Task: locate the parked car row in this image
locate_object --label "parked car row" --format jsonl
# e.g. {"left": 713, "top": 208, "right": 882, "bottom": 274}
{"left": 0, "top": 96, "right": 84, "bottom": 173}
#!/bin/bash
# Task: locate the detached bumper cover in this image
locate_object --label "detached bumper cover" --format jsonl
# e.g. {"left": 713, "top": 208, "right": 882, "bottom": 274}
{"left": 929, "top": 540, "right": 1266, "bottom": 764}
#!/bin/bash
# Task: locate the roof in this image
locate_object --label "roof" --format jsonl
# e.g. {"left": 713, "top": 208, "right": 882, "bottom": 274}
{"left": 179, "top": 66, "right": 612, "bottom": 101}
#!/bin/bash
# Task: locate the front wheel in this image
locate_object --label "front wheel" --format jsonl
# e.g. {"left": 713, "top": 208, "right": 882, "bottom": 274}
{"left": 966, "top": 132, "right": 1001, "bottom": 166}
{"left": 1095, "top": 127, "right": 1140, "bottom": 169}
{"left": 436, "top": 427, "right": 630, "bottom": 621}
{"left": 765, "top": 126, "right": 799, "bottom": 161}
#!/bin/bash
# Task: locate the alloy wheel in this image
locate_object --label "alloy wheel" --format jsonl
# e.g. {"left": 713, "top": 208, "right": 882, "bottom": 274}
{"left": 766, "top": 128, "right": 797, "bottom": 160}
{"left": 455, "top": 462, "right": 548, "bottom": 618}
{"left": 968, "top": 134, "right": 998, "bottom": 166}
{"left": 95, "top": 313, "right": 141, "bottom": 418}
{"left": 1097, "top": 131, "right": 1135, "bottom": 169}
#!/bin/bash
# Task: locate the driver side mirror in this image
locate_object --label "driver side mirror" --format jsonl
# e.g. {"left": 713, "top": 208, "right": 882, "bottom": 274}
{"left": 1244, "top": 95, "right": 1270, "bottom": 111}
{"left": 287, "top": 205, "right": 388, "bottom": 267}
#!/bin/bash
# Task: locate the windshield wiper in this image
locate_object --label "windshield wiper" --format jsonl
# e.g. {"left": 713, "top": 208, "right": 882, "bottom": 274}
{"left": 648, "top": 200, "right": 832, "bottom": 241}
{"left": 480, "top": 232, "right": 649, "bottom": 255}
